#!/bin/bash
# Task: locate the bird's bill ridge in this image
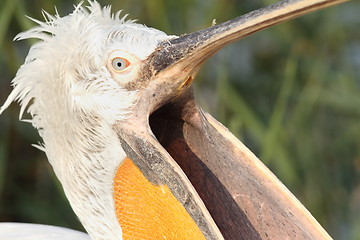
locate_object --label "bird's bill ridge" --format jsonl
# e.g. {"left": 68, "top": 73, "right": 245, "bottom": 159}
{"left": 149, "top": 0, "right": 348, "bottom": 79}
{"left": 113, "top": 0, "right": 348, "bottom": 239}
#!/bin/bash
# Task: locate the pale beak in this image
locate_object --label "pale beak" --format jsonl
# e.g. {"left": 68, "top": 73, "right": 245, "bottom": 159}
{"left": 149, "top": 0, "right": 347, "bottom": 77}
{"left": 115, "top": 0, "right": 347, "bottom": 239}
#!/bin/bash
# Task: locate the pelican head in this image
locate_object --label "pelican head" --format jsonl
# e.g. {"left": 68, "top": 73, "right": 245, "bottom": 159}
{"left": 0, "top": 0, "right": 347, "bottom": 239}
{"left": 1, "top": 2, "right": 178, "bottom": 239}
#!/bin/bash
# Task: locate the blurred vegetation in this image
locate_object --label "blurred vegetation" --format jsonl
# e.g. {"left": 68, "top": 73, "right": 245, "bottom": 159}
{"left": 0, "top": 0, "right": 359, "bottom": 239}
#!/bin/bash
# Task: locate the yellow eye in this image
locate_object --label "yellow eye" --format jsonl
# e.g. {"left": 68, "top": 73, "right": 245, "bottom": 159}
{"left": 111, "top": 57, "right": 130, "bottom": 72}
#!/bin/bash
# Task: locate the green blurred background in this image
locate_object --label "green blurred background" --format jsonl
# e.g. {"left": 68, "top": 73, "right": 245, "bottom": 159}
{"left": 0, "top": 0, "right": 359, "bottom": 239}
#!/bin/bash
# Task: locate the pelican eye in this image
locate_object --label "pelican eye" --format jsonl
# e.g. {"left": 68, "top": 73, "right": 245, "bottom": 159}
{"left": 111, "top": 57, "right": 130, "bottom": 72}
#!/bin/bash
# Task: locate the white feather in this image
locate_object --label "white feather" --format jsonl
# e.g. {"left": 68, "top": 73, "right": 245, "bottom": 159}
{"left": 0, "top": 223, "right": 89, "bottom": 240}
{"left": 0, "top": 1, "right": 173, "bottom": 240}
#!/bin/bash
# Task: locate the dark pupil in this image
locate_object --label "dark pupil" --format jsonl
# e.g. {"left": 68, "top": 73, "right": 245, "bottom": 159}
{"left": 117, "top": 61, "right": 122, "bottom": 67}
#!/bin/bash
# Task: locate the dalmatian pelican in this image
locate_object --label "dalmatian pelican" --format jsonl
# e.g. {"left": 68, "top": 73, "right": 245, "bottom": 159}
{"left": 0, "top": 0, "right": 349, "bottom": 239}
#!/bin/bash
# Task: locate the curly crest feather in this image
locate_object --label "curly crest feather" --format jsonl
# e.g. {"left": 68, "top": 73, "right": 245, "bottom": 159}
{"left": 0, "top": 1, "right": 171, "bottom": 240}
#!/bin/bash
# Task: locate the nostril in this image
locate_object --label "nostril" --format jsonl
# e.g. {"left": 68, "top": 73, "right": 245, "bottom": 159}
{"left": 184, "top": 76, "right": 193, "bottom": 87}
{"left": 180, "top": 76, "right": 193, "bottom": 89}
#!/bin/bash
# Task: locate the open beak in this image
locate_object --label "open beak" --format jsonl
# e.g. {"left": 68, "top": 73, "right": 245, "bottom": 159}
{"left": 114, "top": 0, "right": 347, "bottom": 239}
